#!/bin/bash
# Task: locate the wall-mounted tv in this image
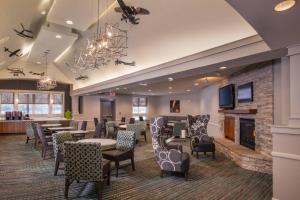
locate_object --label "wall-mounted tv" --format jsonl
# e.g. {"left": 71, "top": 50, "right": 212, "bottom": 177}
{"left": 219, "top": 84, "right": 235, "bottom": 109}
{"left": 238, "top": 82, "right": 253, "bottom": 103}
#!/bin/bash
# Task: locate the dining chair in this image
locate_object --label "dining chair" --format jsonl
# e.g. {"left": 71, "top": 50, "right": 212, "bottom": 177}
{"left": 105, "top": 121, "right": 117, "bottom": 139}
{"left": 64, "top": 142, "right": 111, "bottom": 199}
{"left": 25, "top": 122, "right": 35, "bottom": 144}
{"left": 129, "top": 118, "right": 135, "bottom": 124}
{"left": 102, "top": 130, "right": 135, "bottom": 177}
{"left": 121, "top": 117, "right": 126, "bottom": 123}
{"left": 94, "top": 122, "right": 104, "bottom": 138}
{"left": 139, "top": 116, "right": 144, "bottom": 121}
{"left": 80, "top": 121, "right": 88, "bottom": 131}
{"left": 94, "top": 118, "right": 99, "bottom": 128}
{"left": 35, "top": 123, "right": 53, "bottom": 159}
{"left": 52, "top": 131, "right": 73, "bottom": 176}
{"left": 127, "top": 123, "right": 142, "bottom": 143}
{"left": 70, "top": 120, "right": 79, "bottom": 130}
{"left": 138, "top": 121, "right": 147, "bottom": 142}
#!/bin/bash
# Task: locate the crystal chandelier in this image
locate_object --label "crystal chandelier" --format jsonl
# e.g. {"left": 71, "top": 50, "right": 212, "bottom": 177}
{"left": 37, "top": 51, "right": 57, "bottom": 90}
{"left": 73, "top": 0, "right": 128, "bottom": 71}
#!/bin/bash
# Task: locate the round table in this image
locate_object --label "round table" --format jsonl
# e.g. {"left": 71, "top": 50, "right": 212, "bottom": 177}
{"left": 77, "top": 138, "right": 117, "bottom": 150}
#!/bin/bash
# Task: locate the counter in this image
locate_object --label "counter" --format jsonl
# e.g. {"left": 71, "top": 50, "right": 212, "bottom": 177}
{"left": 0, "top": 118, "right": 71, "bottom": 134}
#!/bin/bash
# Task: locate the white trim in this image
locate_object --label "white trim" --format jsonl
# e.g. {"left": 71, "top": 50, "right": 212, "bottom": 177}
{"left": 272, "top": 198, "right": 279, "bottom": 200}
{"left": 271, "top": 126, "right": 300, "bottom": 135}
{"left": 272, "top": 151, "right": 300, "bottom": 161}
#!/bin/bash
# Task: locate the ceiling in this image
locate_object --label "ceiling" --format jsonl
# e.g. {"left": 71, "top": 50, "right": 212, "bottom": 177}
{"left": 226, "top": 0, "right": 300, "bottom": 49}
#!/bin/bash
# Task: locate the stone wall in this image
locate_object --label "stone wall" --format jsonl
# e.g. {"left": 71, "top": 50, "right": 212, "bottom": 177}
{"left": 219, "top": 62, "right": 273, "bottom": 157}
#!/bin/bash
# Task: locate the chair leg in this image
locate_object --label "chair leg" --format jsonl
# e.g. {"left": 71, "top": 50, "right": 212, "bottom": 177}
{"left": 41, "top": 148, "right": 44, "bottom": 158}
{"left": 160, "top": 170, "right": 164, "bottom": 178}
{"left": 196, "top": 152, "right": 199, "bottom": 159}
{"left": 64, "top": 178, "right": 70, "bottom": 199}
{"left": 115, "top": 161, "right": 119, "bottom": 177}
{"left": 131, "top": 156, "right": 135, "bottom": 171}
{"left": 204, "top": 152, "right": 207, "bottom": 156}
{"left": 144, "top": 133, "right": 147, "bottom": 142}
{"left": 54, "top": 160, "right": 60, "bottom": 176}
{"left": 107, "top": 170, "right": 110, "bottom": 185}
{"left": 26, "top": 136, "right": 29, "bottom": 144}
{"left": 184, "top": 171, "right": 189, "bottom": 181}
{"left": 191, "top": 150, "right": 193, "bottom": 155}
{"left": 97, "top": 181, "right": 103, "bottom": 200}
{"left": 43, "top": 147, "right": 47, "bottom": 160}
{"left": 212, "top": 151, "right": 216, "bottom": 159}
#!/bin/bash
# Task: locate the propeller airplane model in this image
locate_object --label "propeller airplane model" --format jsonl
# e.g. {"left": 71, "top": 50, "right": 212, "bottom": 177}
{"left": 4, "top": 47, "right": 22, "bottom": 57}
{"left": 75, "top": 75, "right": 88, "bottom": 81}
{"left": 115, "top": 59, "right": 135, "bottom": 66}
{"left": 29, "top": 71, "right": 45, "bottom": 77}
{"left": 13, "top": 23, "right": 34, "bottom": 39}
{"left": 115, "top": 0, "right": 150, "bottom": 25}
{"left": 7, "top": 67, "right": 25, "bottom": 76}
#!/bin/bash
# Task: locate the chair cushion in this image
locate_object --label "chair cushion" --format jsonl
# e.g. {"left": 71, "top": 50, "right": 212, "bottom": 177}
{"left": 102, "top": 149, "right": 133, "bottom": 161}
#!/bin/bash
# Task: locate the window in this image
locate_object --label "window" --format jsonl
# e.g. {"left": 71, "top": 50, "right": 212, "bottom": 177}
{"left": 18, "top": 93, "right": 34, "bottom": 114}
{"left": 52, "top": 93, "right": 63, "bottom": 114}
{"left": 0, "top": 93, "right": 14, "bottom": 114}
{"left": 34, "top": 93, "right": 49, "bottom": 114}
{"left": 132, "top": 97, "right": 147, "bottom": 120}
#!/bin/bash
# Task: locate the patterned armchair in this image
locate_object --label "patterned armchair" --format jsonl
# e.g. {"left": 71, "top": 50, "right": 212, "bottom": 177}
{"left": 102, "top": 130, "right": 135, "bottom": 177}
{"left": 64, "top": 142, "right": 111, "bottom": 199}
{"left": 187, "top": 115, "right": 215, "bottom": 159}
{"left": 150, "top": 117, "right": 190, "bottom": 180}
{"left": 25, "top": 122, "right": 34, "bottom": 144}
{"left": 106, "top": 121, "right": 117, "bottom": 139}
{"left": 52, "top": 132, "right": 73, "bottom": 176}
{"left": 126, "top": 123, "right": 142, "bottom": 143}
{"left": 137, "top": 121, "right": 147, "bottom": 142}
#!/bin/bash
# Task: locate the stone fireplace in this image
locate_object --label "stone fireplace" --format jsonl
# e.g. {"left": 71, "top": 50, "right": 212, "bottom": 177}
{"left": 240, "top": 118, "right": 255, "bottom": 150}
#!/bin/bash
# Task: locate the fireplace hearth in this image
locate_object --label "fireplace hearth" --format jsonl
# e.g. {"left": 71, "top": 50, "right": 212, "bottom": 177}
{"left": 240, "top": 118, "right": 255, "bottom": 150}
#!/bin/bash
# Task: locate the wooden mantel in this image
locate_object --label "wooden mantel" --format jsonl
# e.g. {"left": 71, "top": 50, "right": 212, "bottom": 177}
{"left": 218, "top": 109, "right": 258, "bottom": 114}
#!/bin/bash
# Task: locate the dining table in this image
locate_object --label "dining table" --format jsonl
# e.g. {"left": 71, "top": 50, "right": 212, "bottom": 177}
{"left": 77, "top": 138, "right": 117, "bottom": 150}
{"left": 118, "top": 124, "right": 127, "bottom": 129}
{"left": 40, "top": 123, "right": 62, "bottom": 128}
{"left": 47, "top": 126, "right": 74, "bottom": 132}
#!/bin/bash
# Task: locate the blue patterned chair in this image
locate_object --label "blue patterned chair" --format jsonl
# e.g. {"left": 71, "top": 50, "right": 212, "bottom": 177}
{"left": 52, "top": 132, "right": 73, "bottom": 176}
{"left": 187, "top": 115, "right": 215, "bottom": 159}
{"left": 64, "top": 142, "right": 111, "bottom": 199}
{"left": 102, "top": 130, "right": 135, "bottom": 177}
{"left": 126, "top": 123, "right": 142, "bottom": 143}
{"left": 150, "top": 117, "right": 190, "bottom": 180}
{"left": 25, "top": 122, "right": 35, "bottom": 144}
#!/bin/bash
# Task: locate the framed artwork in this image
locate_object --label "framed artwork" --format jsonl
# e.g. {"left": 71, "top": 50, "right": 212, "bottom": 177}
{"left": 170, "top": 100, "right": 180, "bottom": 113}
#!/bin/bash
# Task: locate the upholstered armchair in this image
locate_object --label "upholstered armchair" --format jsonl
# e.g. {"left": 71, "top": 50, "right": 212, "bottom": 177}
{"left": 102, "top": 130, "right": 135, "bottom": 177}
{"left": 64, "top": 142, "right": 111, "bottom": 199}
{"left": 138, "top": 121, "right": 147, "bottom": 142}
{"left": 52, "top": 132, "right": 73, "bottom": 176}
{"left": 126, "top": 124, "right": 142, "bottom": 143}
{"left": 106, "top": 121, "right": 117, "bottom": 139}
{"left": 80, "top": 121, "right": 88, "bottom": 131}
{"left": 70, "top": 120, "right": 79, "bottom": 130}
{"left": 25, "top": 122, "right": 35, "bottom": 144}
{"left": 34, "top": 123, "right": 53, "bottom": 159}
{"left": 150, "top": 117, "right": 190, "bottom": 180}
{"left": 187, "top": 115, "right": 215, "bottom": 159}
{"left": 94, "top": 122, "right": 104, "bottom": 138}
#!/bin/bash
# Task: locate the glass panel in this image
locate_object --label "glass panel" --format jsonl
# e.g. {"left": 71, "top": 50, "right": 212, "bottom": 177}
{"left": 138, "top": 106, "right": 147, "bottom": 114}
{"left": 1, "top": 104, "right": 14, "bottom": 114}
{"left": 18, "top": 104, "right": 33, "bottom": 114}
{"left": 1, "top": 93, "right": 14, "bottom": 104}
{"left": 35, "top": 93, "right": 49, "bottom": 104}
{"left": 34, "top": 104, "right": 49, "bottom": 114}
{"left": 52, "top": 104, "right": 63, "bottom": 114}
{"left": 132, "top": 106, "right": 139, "bottom": 114}
{"left": 139, "top": 97, "right": 147, "bottom": 106}
{"left": 132, "top": 97, "right": 139, "bottom": 106}
{"left": 18, "top": 93, "right": 34, "bottom": 104}
{"left": 53, "top": 94, "right": 63, "bottom": 104}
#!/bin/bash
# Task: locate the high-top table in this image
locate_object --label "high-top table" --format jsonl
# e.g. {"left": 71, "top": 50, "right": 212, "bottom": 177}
{"left": 77, "top": 138, "right": 117, "bottom": 150}
{"left": 57, "top": 130, "right": 89, "bottom": 140}
{"left": 47, "top": 127, "right": 74, "bottom": 132}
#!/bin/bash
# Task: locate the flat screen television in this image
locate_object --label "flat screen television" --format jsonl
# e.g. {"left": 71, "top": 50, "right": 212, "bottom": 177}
{"left": 238, "top": 82, "right": 253, "bottom": 103}
{"left": 219, "top": 84, "right": 235, "bottom": 109}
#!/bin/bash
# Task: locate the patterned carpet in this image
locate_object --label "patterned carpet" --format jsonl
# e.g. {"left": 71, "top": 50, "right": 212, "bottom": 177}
{"left": 0, "top": 135, "right": 272, "bottom": 200}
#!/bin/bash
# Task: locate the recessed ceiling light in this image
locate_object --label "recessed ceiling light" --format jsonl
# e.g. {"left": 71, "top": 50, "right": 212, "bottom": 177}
{"left": 116, "top": 88, "right": 120, "bottom": 90}
{"left": 123, "top": 87, "right": 127, "bottom": 90}
{"left": 186, "top": 89, "right": 191, "bottom": 92}
{"left": 132, "top": 92, "right": 136, "bottom": 94}
{"left": 194, "top": 83, "right": 199, "bottom": 86}
{"left": 219, "top": 66, "right": 227, "bottom": 70}
{"left": 56, "top": 34, "right": 62, "bottom": 39}
{"left": 168, "top": 77, "right": 174, "bottom": 82}
{"left": 274, "top": 0, "right": 296, "bottom": 12}
{"left": 36, "top": 61, "right": 41, "bottom": 64}
{"left": 139, "top": 83, "right": 148, "bottom": 86}
{"left": 41, "top": 10, "right": 46, "bottom": 15}
{"left": 168, "top": 86, "right": 173, "bottom": 90}
{"left": 148, "top": 89, "right": 152, "bottom": 92}
{"left": 65, "top": 20, "right": 74, "bottom": 25}
{"left": 168, "top": 91, "right": 173, "bottom": 94}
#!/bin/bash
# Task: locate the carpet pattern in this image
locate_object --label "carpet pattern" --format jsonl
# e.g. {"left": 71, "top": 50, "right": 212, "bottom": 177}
{"left": 0, "top": 135, "right": 272, "bottom": 200}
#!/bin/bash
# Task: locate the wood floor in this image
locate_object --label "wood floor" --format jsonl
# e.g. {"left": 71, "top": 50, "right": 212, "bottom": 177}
{"left": 0, "top": 135, "right": 272, "bottom": 200}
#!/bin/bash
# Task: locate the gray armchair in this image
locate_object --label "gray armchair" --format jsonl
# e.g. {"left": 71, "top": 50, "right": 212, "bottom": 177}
{"left": 25, "top": 122, "right": 34, "bottom": 144}
{"left": 187, "top": 115, "right": 215, "bottom": 159}
{"left": 150, "top": 117, "right": 190, "bottom": 180}
{"left": 64, "top": 142, "right": 111, "bottom": 199}
{"left": 126, "top": 123, "right": 142, "bottom": 143}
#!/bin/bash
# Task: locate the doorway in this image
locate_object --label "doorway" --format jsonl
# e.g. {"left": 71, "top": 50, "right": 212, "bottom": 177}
{"left": 100, "top": 98, "right": 116, "bottom": 121}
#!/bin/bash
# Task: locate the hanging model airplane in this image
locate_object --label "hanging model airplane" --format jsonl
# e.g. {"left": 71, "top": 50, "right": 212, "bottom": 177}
{"left": 75, "top": 75, "right": 88, "bottom": 81}
{"left": 13, "top": 23, "right": 34, "bottom": 39}
{"left": 4, "top": 47, "right": 22, "bottom": 57}
{"left": 115, "top": 59, "right": 135, "bottom": 66}
{"left": 7, "top": 67, "right": 25, "bottom": 76}
{"left": 115, "top": 0, "right": 150, "bottom": 25}
{"left": 29, "top": 71, "right": 45, "bottom": 77}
